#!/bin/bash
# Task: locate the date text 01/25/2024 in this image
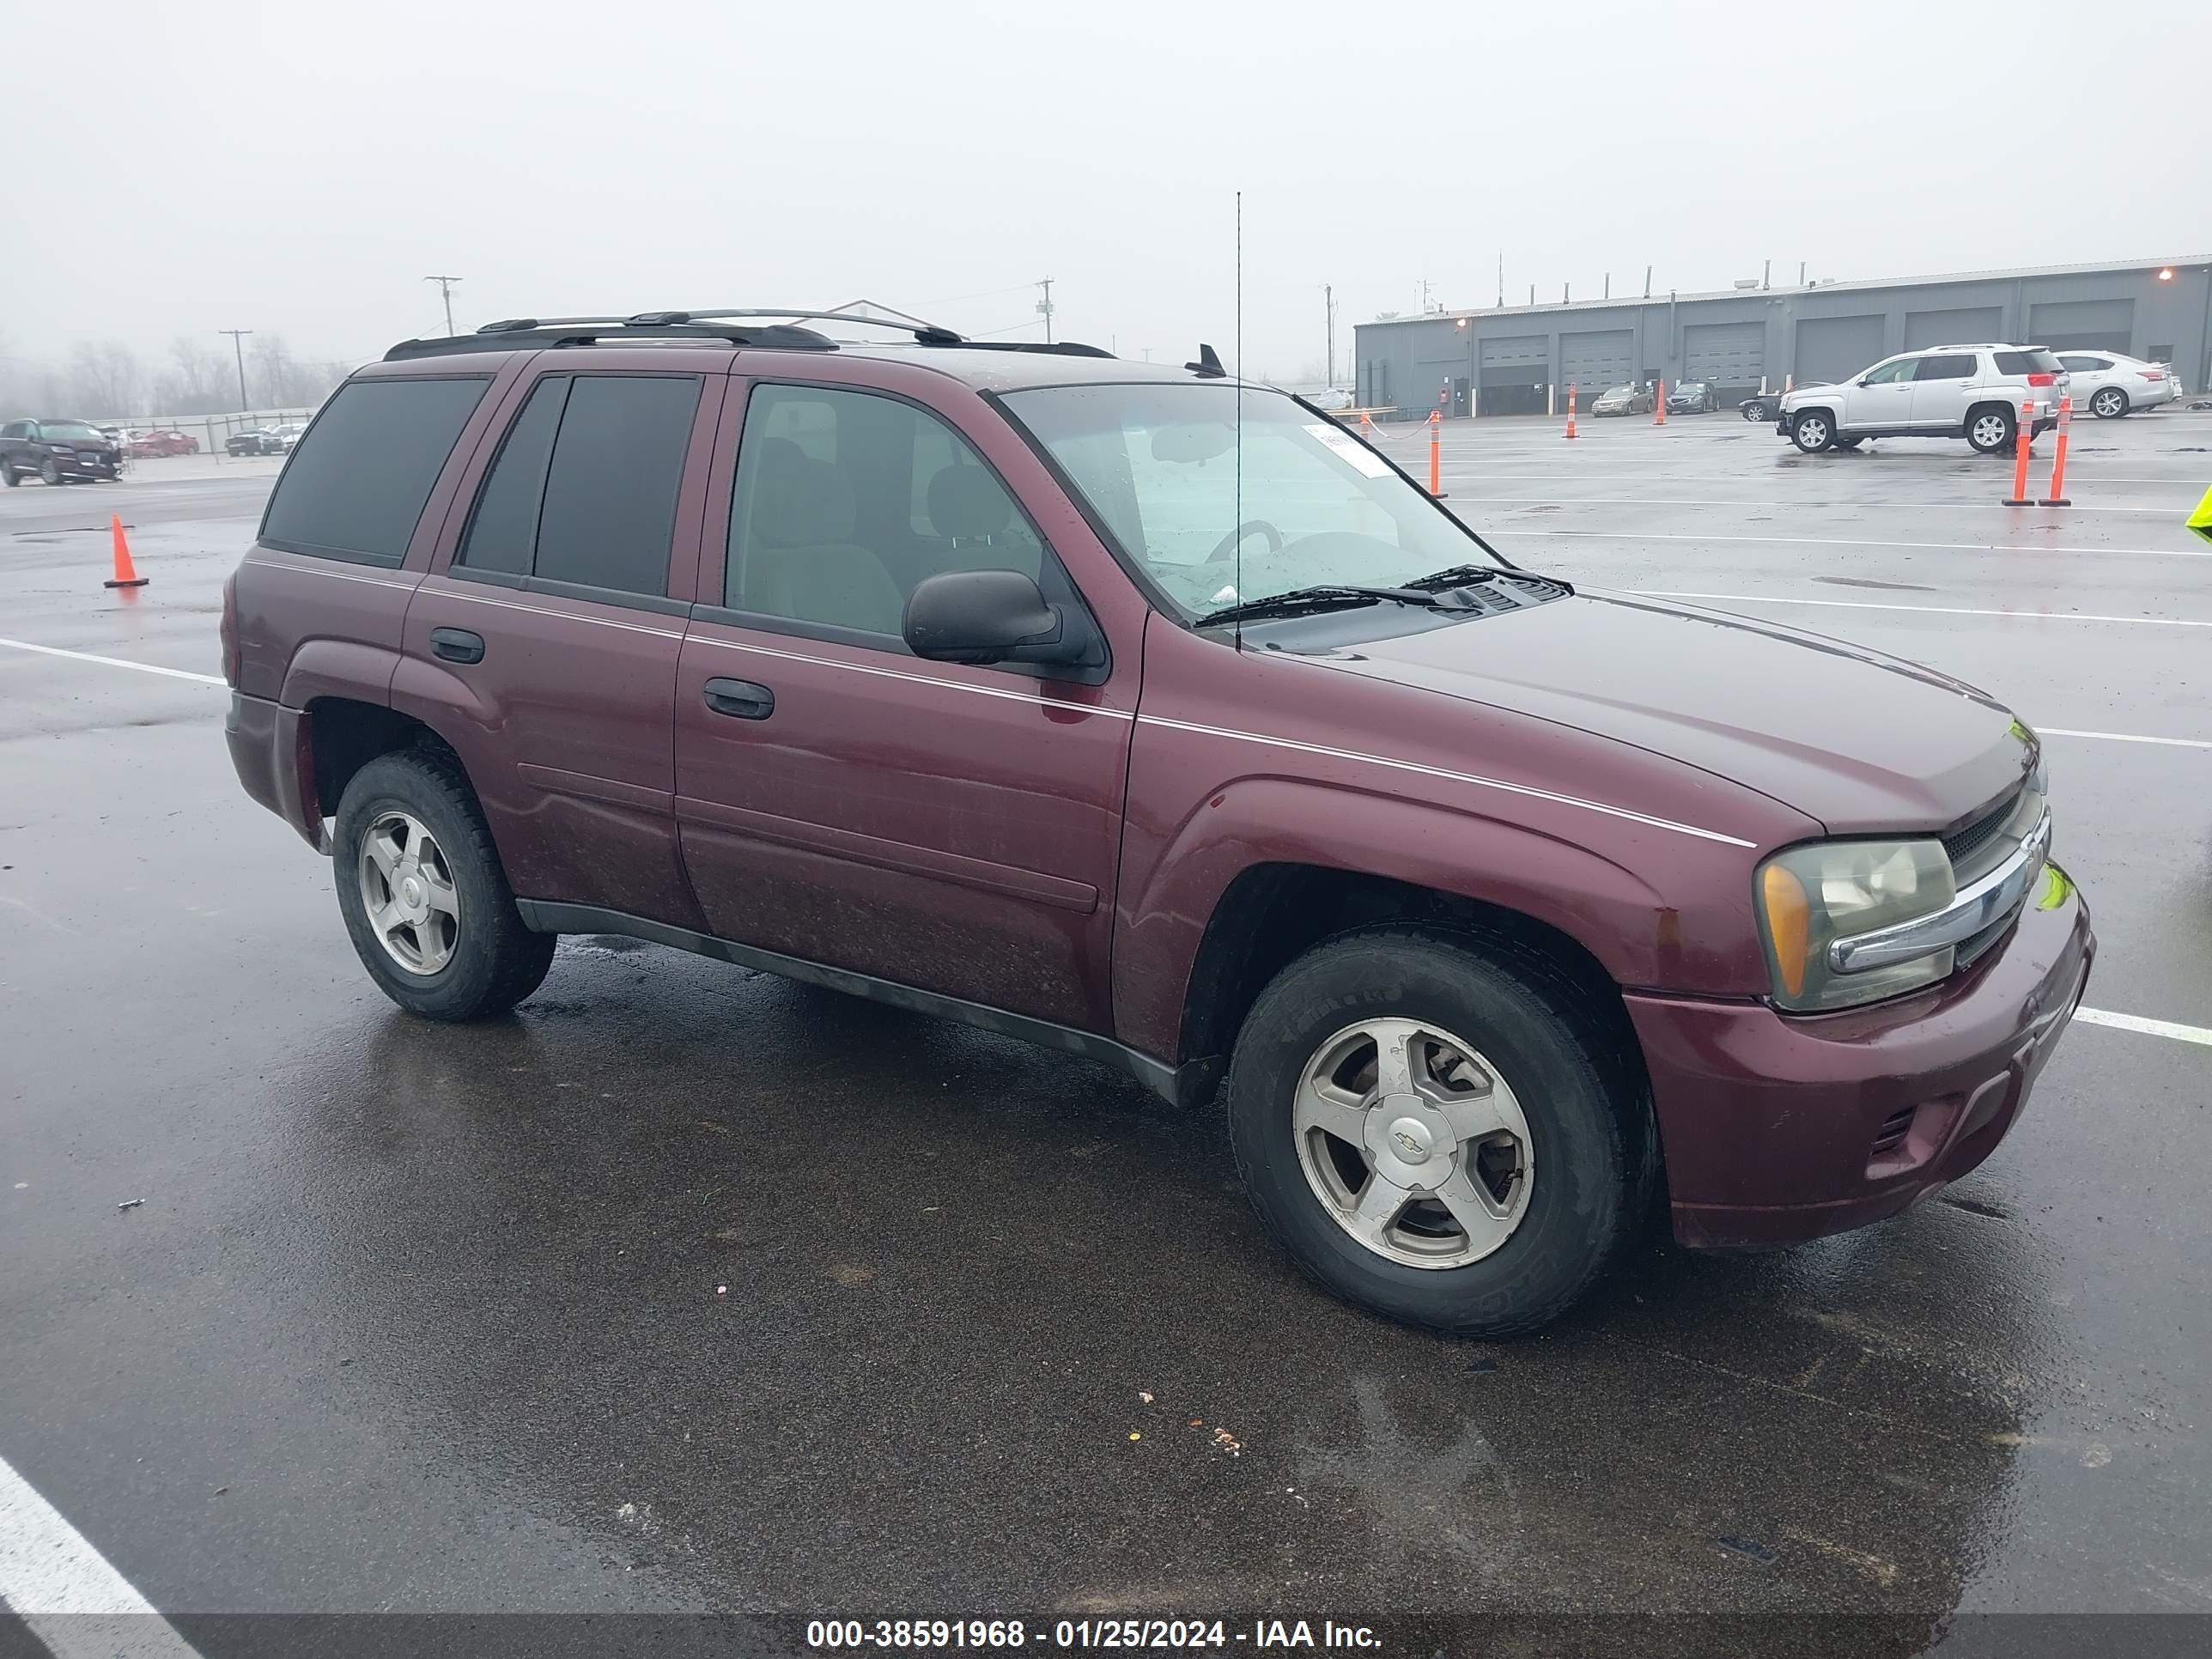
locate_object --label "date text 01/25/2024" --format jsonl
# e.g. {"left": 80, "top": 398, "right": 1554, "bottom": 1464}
{"left": 805, "top": 1620, "right": 1382, "bottom": 1650}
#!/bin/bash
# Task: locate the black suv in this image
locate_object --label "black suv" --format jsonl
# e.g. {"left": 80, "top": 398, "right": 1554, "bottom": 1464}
{"left": 0, "top": 418, "right": 122, "bottom": 485}
{"left": 226, "top": 428, "right": 287, "bottom": 457}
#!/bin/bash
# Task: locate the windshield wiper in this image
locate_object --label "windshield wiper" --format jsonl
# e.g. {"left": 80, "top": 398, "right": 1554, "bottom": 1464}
{"left": 1402, "top": 564, "right": 1507, "bottom": 592}
{"left": 1194, "top": 584, "right": 1446, "bottom": 628}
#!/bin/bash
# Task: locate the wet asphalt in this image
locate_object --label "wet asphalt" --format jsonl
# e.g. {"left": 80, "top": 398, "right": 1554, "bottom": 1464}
{"left": 2, "top": 416, "right": 2210, "bottom": 1655}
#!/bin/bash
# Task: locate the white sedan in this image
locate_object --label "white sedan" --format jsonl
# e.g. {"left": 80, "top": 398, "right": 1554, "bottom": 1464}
{"left": 2054, "top": 351, "right": 2179, "bottom": 417}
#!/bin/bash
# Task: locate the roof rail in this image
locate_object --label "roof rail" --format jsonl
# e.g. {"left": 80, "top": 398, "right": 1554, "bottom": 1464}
{"left": 383, "top": 320, "right": 838, "bottom": 362}
{"left": 383, "top": 303, "right": 1119, "bottom": 363}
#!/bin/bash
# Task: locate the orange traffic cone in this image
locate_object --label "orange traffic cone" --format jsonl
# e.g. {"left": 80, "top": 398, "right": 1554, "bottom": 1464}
{"left": 105, "top": 515, "right": 148, "bottom": 589}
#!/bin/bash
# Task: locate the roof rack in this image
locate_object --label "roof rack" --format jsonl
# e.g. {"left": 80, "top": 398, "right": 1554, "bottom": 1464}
{"left": 383, "top": 303, "right": 1117, "bottom": 363}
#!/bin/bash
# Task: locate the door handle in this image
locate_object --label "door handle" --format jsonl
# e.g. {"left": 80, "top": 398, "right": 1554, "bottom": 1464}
{"left": 429, "top": 627, "right": 484, "bottom": 665}
{"left": 703, "top": 678, "right": 775, "bottom": 720}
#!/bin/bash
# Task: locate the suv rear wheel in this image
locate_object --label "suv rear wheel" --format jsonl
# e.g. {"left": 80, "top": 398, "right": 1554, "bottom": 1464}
{"left": 1790, "top": 410, "right": 1835, "bottom": 453}
{"left": 1966, "top": 404, "right": 2016, "bottom": 455}
{"left": 332, "top": 750, "right": 555, "bottom": 1019}
{"left": 1224, "top": 928, "right": 1650, "bottom": 1336}
{"left": 2090, "top": 386, "right": 2129, "bottom": 419}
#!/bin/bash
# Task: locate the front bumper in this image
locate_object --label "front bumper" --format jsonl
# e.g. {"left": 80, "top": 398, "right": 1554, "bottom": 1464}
{"left": 1626, "top": 869, "right": 2093, "bottom": 1249}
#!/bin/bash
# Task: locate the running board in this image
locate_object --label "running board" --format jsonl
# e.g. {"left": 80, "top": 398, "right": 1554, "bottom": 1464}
{"left": 514, "top": 899, "right": 1216, "bottom": 1109}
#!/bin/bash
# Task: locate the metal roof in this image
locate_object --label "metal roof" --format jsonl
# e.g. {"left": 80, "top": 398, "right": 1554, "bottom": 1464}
{"left": 1358, "top": 256, "right": 2211, "bottom": 331}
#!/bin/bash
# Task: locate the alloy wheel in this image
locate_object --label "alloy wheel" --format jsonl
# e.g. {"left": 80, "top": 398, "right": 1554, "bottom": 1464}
{"left": 358, "top": 810, "right": 461, "bottom": 975}
{"left": 1291, "top": 1017, "right": 1535, "bottom": 1269}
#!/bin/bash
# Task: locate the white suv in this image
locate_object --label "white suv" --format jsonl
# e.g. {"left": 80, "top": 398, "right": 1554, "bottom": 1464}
{"left": 1778, "top": 344, "right": 2066, "bottom": 455}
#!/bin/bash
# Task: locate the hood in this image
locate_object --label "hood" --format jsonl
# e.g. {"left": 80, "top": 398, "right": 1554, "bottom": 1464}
{"left": 1306, "top": 589, "right": 2031, "bottom": 834}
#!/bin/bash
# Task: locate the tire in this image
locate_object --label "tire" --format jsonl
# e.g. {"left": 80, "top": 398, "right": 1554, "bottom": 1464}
{"left": 331, "top": 748, "right": 555, "bottom": 1020}
{"left": 1224, "top": 927, "right": 1653, "bottom": 1337}
{"left": 1741, "top": 400, "right": 1766, "bottom": 422}
{"left": 1833, "top": 436, "right": 1864, "bottom": 451}
{"left": 2090, "top": 386, "right": 2129, "bottom": 419}
{"left": 1790, "top": 410, "right": 1835, "bottom": 453}
{"left": 0, "top": 463, "right": 15, "bottom": 487}
{"left": 39, "top": 458, "right": 62, "bottom": 485}
{"left": 1966, "top": 404, "right": 2015, "bottom": 455}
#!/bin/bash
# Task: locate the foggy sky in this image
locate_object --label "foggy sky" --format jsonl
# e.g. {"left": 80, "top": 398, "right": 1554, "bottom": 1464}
{"left": 3, "top": 0, "right": 2204, "bottom": 383}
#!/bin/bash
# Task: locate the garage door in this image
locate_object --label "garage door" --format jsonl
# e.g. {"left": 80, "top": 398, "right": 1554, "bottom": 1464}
{"left": 1904, "top": 307, "right": 2003, "bottom": 350}
{"left": 1560, "top": 330, "right": 1633, "bottom": 399}
{"left": 1794, "top": 315, "right": 1886, "bottom": 385}
{"left": 2029, "top": 299, "right": 2134, "bottom": 354}
{"left": 1681, "top": 322, "right": 1764, "bottom": 405}
{"left": 1478, "top": 336, "right": 1549, "bottom": 416}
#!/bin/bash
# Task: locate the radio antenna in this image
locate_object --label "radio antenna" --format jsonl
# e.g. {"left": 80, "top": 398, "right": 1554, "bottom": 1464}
{"left": 1234, "top": 190, "right": 1244, "bottom": 654}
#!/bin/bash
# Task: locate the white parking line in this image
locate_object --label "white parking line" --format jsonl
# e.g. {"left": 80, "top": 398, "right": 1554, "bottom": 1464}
{"left": 2036, "top": 727, "right": 2212, "bottom": 750}
{"left": 0, "top": 638, "right": 225, "bottom": 687}
{"left": 1636, "top": 591, "right": 2212, "bottom": 629}
{"left": 1462, "top": 495, "right": 2182, "bottom": 515}
{"left": 0, "top": 1452, "right": 203, "bottom": 1656}
{"left": 2075, "top": 1008, "right": 2212, "bottom": 1047}
{"left": 1441, "top": 471, "right": 2209, "bottom": 486}
{"left": 1502, "top": 526, "right": 2210, "bottom": 558}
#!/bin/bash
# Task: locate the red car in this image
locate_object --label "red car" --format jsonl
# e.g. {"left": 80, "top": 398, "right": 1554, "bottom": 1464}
{"left": 129, "top": 428, "right": 201, "bottom": 457}
{"left": 222, "top": 308, "right": 2091, "bottom": 1335}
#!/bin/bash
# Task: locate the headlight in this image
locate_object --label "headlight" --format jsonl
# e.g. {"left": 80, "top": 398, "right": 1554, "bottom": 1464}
{"left": 1756, "top": 838, "right": 1956, "bottom": 1012}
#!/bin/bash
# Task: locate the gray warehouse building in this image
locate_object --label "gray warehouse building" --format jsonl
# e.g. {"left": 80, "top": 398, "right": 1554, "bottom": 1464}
{"left": 1354, "top": 257, "right": 2211, "bottom": 418}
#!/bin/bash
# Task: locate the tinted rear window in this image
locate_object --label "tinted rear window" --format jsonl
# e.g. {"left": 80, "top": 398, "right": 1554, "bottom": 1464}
{"left": 455, "top": 377, "right": 567, "bottom": 578}
{"left": 261, "top": 377, "right": 489, "bottom": 564}
{"left": 532, "top": 375, "right": 700, "bottom": 597}
{"left": 1993, "top": 349, "right": 2063, "bottom": 376}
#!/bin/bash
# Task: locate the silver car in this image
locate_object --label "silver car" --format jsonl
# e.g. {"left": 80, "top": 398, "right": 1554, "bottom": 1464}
{"left": 2053, "top": 351, "right": 2180, "bottom": 418}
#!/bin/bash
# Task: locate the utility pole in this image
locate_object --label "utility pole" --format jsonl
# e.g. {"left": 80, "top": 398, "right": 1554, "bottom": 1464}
{"left": 1419, "top": 277, "right": 1432, "bottom": 315}
{"left": 1036, "top": 277, "right": 1054, "bottom": 344}
{"left": 425, "top": 275, "right": 464, "bottom": 337}
{"left": 1762, "top": 258, "right": 1771, "bottom": 290}
{"left": 219, "top": 329, "right": 252, "bottom": 414}
{"left": 1644, "top": 264, "right": 1652, "bottom": 299}
{"left": 1323, "top": 284, "right": 1335, "bottom": 386}
{"left": 1798, "top": 260, "right": 1808, "bottom": 286}
{"left": 1497, "top": 252, "right": 1504, "bottom": 308}
{"left": 1603, "top": 272, "right": 1610, "bottom": 301}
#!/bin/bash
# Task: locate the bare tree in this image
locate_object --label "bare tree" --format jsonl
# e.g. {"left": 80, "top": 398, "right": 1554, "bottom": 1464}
{"left": 65, "top": 341, "right": 146, "bottom": 418}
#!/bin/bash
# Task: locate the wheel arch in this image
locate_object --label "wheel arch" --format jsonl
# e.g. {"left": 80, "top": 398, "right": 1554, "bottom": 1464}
{"left": 1176, "top": 862, "right": 1647, "bottom": 1088}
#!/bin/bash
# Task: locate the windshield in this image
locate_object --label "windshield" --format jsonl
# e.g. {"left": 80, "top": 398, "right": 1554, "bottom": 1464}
{"left": 1000, "top": 384, "right": 1501, "bottom": 619}
{"left": 40, "top": 422, "right": 103, "bottom": 441}
{"left": 1600, "top": 386, "right": 1633, "bottom": 400}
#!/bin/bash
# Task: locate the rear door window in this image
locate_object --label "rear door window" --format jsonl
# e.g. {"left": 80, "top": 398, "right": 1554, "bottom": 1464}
{"left": 532, "top": 375, "right": 701, "bottom": 598}
{"left": 449, "top": 373, "right": 700, "bottom": 601}
{"left": 2057, "top": 355, "right": 2107, "bottom": 373}
{"left": 1994, "top": 349, "right": 2063, "bottom": 376}
{"left": 1912, "top": 355, "right": 1977, "bottom": 380}
{"left": 454, "top": 377, "right": 567, "bottom": 578}
{"left": 260, "top": 376, "right": 489, "bottom": 565}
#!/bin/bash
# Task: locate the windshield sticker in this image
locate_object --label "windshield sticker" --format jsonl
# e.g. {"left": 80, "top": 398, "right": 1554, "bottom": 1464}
{"left": 1304, "top": 422, "right": 1393, "bottom": 478}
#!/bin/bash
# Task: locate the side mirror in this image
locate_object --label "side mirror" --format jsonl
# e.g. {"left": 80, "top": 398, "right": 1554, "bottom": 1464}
{"left": 903, "top": 569, "right": 1091, "bottom": 670}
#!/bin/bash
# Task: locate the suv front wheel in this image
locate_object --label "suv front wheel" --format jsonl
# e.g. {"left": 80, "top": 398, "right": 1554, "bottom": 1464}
{"left": 1966, "top": 404, "right": 2016, "bottom": 455}
{"left": 332, "top": 749, "right": 555, "bottom": 1020}
{"left": 1790, "top": 410, "right": 1835, "bottom": 453}
{"left": 1225, "top": 929, "right": 1650, "bottom": 1336}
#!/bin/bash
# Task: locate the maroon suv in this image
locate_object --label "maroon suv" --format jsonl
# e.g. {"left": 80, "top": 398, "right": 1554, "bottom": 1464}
{"left": 222, "top": 308, "right": 2093, "bottom": 1335}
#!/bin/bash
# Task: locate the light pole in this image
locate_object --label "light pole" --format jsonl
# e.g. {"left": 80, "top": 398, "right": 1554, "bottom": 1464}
{"left": 425, "top": 275, "right": 464, "bottom": 337}
{"left": 219, "top": 330, "right": 252, "bottom": 413}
